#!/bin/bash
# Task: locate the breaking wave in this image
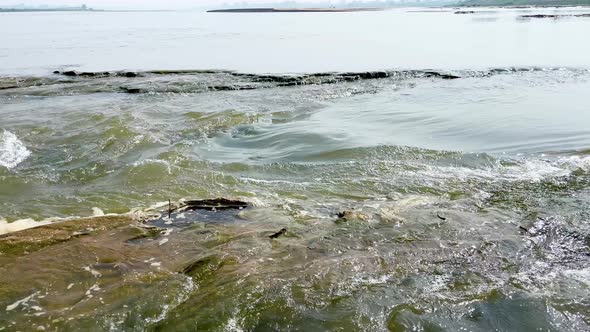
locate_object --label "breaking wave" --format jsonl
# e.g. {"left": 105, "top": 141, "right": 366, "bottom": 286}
{"left": 0, "top": 130, "right": 31, "bottom": 169}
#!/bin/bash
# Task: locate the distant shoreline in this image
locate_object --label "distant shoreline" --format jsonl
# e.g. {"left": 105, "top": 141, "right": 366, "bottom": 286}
{"left": 207, "top": 8, "right": 385, "bottom": 13}
{"left": 0, "top": 8, "right": 177, "bottom": 13}
{"left": 0, "top": 8, "right": 99, "bottom": 12}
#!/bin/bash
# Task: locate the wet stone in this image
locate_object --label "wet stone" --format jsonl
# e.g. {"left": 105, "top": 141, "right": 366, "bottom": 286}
{"left": 336, "top": 210, "right": 370, "bottom": 222}
{"left": 149, "top": 198, "right": 252, "bottom": 229}
{"left": 120, "top": 87, "right": 142, "bottom": 94}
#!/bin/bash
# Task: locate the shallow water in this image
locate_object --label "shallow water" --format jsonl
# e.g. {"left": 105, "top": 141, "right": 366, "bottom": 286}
{"left": 0, "top": 6, "right": 590, "bottom": 332}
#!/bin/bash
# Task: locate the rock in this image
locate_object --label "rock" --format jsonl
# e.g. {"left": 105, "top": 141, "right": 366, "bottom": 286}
{"left": 520, "top": 14, "right": 559, "bottom": 18}
{"left": 120, "top": 87, "right": 142, "bottom": 94}
{"left": 521, "top": 14, "right": 590, "bottom": 19}
{"left": 79, "top": 72, "right": 96, "bottom": 77}
{"left": 423, "top": 71, "right": 461, "bottom": 80}
{"left": 124, "top": 72, "right": 138, "bottom": 78}
{"left": 52, "top": 71, "right": 60, "bottom": 74}
{"left": 62, "top": 71, "right": 77, "bottom": 77}
{"left": 182, "top": 198, "right": 250, "bottom": 210}
{"left": 0, "top": 215, "right": 135, "bottom": 259}
{"left": 336, "top": 210, "right": 370, "bottom": 222}
{"left": 341, "top": 71, "right": 390, "bottom": 80}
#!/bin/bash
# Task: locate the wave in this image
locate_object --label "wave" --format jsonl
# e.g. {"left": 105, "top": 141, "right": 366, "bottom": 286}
{"left": 0, "top": 130, "right": 31, "bottom": 169}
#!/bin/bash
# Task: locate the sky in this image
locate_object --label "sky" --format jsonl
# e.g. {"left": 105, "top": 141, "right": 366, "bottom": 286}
{"left": 0, "top": 0, "right": 335, "bottom": 10}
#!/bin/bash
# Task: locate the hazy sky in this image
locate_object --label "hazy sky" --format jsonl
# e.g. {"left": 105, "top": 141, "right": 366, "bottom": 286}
{"left": 0, "top": 0, "right": 333, "bottom": 10}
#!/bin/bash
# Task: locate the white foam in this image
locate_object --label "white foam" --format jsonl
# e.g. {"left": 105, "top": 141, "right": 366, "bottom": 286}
{"left": 240, "top": 177, "right": 311, "bottom": 186}
{"left": 0, "top": 130, "right": 31, "bottom": 169}
{"left": 5, "top": 291, "right": 39, "bottom": 312}
{"left": 0, "top": 218, "right": 52, "bottom": 235}
{"left": 92, "top": 207, "right": 105, "bottom": 216}
{"left": 131, "top": 159, "right": 172, "bottom": 174}
{"left": 83, "top": 266, "right": 102, "bottom": 278}
{"left": 562, "top": 268, "right": 590, "bottom": 286}
{"left": 144, "top": 201, "right": 170, "bottom": 212}
{"left": 408, "top": 155, "right": 590, "bottom": 184}
{"left": 224, "top": 317, "right": 244, "bottom": 332}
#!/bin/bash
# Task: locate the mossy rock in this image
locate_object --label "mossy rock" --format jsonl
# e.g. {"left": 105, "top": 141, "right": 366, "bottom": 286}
{"left": 0, "top": 215, "right": 135, "bottom": 259}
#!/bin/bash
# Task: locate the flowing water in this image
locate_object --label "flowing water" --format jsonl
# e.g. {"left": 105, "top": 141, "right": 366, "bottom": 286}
{"left": 0, "top": 7, "right": 590, "bottom": 332}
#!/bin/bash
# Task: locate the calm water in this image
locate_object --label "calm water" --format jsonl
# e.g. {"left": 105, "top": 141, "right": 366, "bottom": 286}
{"left": 0, "top": 7, "right": 590, "bottom": 332}
{"left": 1, "top": 7, "right": 590, "bottom": 74}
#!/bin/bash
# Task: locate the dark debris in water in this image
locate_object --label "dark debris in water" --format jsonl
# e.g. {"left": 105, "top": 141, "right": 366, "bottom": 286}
{"left": 269, "top": 228, "right": 287, "bottom": 239}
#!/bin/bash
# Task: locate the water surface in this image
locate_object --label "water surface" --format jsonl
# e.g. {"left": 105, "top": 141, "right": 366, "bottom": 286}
{"left": 0, "top": 7, "right": 589, "bottom": 332}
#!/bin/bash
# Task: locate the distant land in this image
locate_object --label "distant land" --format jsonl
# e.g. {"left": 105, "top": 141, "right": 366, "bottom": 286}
{"left": 207, "top": 7, "right": 385, "bottom": 13}
{"left": 0, "top": 5, "right": 97, "bottom": 12}
{"left": 458, "top": 0, "right": 590, "bottom": 6}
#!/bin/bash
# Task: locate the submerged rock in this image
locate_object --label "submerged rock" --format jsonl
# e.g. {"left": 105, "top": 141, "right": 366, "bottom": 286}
{"left": 423, "top": 71, "right": 461, "bottom": 80}
{"left": 336, "top": 210, "right": 370, "bottom": 222}
{"left": 120, "top": 87, "right": 142, "bottom": 94}
{"left": 0, "top": 215, "right": 135, "bottom": 259}
{"left": 182, "top": 198, "right": 250, "bottom": 210}
{"left": 148, "top": 198, "right": 252, "bottom": 228}
{"left": 62, "top": 71, "right": 77, "bottom": 77}
{"left": 520, "top": 14, "right": 590, "bottom": 19}
{"left": 520, "top": 14, "right": 560, "bottom": 18}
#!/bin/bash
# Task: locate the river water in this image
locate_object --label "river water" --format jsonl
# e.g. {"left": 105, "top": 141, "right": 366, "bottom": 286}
{"left": 0, "top": 7, "right": 589, "bottom": 331}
